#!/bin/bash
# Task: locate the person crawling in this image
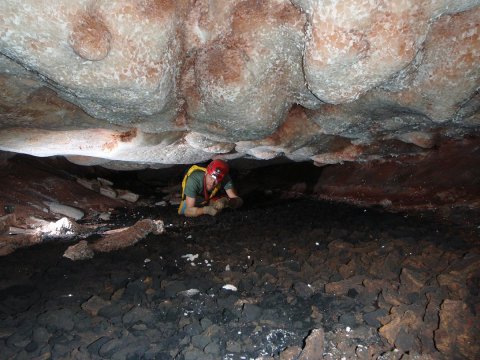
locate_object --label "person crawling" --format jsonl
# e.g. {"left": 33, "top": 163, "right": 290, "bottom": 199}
{"left": 178, "top": 159, "right": 243, "bottom": 217}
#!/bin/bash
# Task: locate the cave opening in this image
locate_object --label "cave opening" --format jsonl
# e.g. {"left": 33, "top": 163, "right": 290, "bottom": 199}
{"left": 0, "top": 153, "right": 479, "bottom": 359}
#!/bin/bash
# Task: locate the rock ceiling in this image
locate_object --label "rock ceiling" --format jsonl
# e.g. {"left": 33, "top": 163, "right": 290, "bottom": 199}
{"left": 0, "top": 0, "right": 479, "bottom": 170}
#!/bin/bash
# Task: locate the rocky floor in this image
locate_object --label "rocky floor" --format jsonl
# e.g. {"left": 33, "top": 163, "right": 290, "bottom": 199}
{"left": 0, "top": 195, "right": 479, "bottom": 360}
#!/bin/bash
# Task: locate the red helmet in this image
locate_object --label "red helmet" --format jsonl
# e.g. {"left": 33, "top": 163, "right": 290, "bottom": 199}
{"left": 206, "top": 159, "right": 229, "bottom": 182}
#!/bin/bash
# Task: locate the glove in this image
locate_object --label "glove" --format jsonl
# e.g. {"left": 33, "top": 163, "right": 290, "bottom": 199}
{"left": 212, "top": 197, "right": 229, "bottom": 210}
{"left": 228, "top": 197, "right": 243, "bottom": 209}
{"left": 202, "top": 206, "right": 219, "bottom": 216}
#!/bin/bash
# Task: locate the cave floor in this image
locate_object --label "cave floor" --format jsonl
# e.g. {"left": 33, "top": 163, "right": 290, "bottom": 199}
{"left": 0, "top": 197, "right": 479, "bottom": 359}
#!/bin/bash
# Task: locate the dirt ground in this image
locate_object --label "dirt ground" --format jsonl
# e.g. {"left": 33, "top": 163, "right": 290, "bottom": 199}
{"left": 0, "top": 190, "right": 479, "bottom": 359}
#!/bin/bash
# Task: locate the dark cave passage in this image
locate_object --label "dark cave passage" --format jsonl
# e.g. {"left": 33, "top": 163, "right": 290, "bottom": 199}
{"left": 0, "top": 155, "right": 479, "bottom": 359}
{"left": 0, "top": 190, "right": 479, "bottom": 359}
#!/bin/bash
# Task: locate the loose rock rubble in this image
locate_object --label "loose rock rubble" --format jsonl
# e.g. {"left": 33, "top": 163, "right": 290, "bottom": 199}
{"left": 77, "top": 177, "right": 140, "bottom": 203}
{"left": 0, "top": 198, "right": 478, "bottom": 359}
{"left": 64, "top": 219, "right": 165, "bottom": 260}
{"left": 0, "top": 216, "right": 92, "bottom": 257}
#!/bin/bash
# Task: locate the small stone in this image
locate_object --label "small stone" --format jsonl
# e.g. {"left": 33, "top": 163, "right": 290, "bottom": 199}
{"left": 44, "top": 203, "right": 84, "bottom": 220}
{"left": 32, "top": 327, "right": 51, "bottom": 344}
{"left": 435, "top": 299, "right": 480, "bottom": 359}
{"left": 81, "top": 295, "right": 110, "bottom": 316}
{"left": 222, "top": 284, "right": 238, "bottom": 292}
{"left": 25, "top": 341, "right": 38, "bottom": 353}
{"left": 325, "top": 276, "right": 364, "bottom": 296}
{"left": 200, "top": 317, "right": 213, "bottom": 330}
{"left": 285, "top": 260, "right": 301, "bottom": 272}
{"left": 99, "top": 212, "right": 111, "bottom": 221}
{"left": 183, "top": 321, "right": 203, "bottom": 336}
{"left": 226, "top": 340, "right": 241, "bottom": 353}
{"left": 399, "top": 268, "right": 427, "bottom": 291}
{"left": 98, "top": 338, "right": 123, "bottom": 358}
{"left": 98, "top": 304, "right": 124, "bottom": 319}
{"left": 395, "top": 328, "right": 417, "bottom": 353}
{"left": 298, "top": 328, "right": 324, "bottom": 360}
{"left": 279, "top": 346, "right": 302, "bottom": 360}
{"left": 163, "top": 280, "right": 187, "bottom": 298}
{"left": 204, "top": 341, "right": 220, "bottom": 355}
{"left": 183, "top": 348, "right": 212, "bottom": 360}
{"left": 87, "top": 336, "right": 112, "bottom": 356}
{"left": 122, "top": 306, "right": 155, "bottom": 326}
{"left": 117, "top": 189, "right": 139, "bottom": 202}
{"left": 293, "top": 282, "right": 314, "bottom": 299}
{"left": 242, "top": 303, "right": 262, "bottom": 322}
{"left": 339, "top": 313, "right": 357, "bottom": 328}
{"left": 192, "top": 334, "right": 210, "bottom": 349}
{"left": 37, "top": 308, "right": 75, "bottom": 331}
{"left": 363, "top": 308, "right": 388, "bottom": 328}
{"left": 132, "top": 324, "right": 147, "bottom": 331}
{"left": 63, "top": 240, "right": 94, "bottom": 261}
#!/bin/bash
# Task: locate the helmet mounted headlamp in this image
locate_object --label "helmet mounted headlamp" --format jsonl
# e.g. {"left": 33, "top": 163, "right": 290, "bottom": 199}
{"left": 206, "top": 159, "right": 229, "bottom": 182}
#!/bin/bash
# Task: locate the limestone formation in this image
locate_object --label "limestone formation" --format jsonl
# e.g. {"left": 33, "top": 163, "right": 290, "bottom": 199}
{"left": 0, "top": 0, "right": 478, "bottom": 168}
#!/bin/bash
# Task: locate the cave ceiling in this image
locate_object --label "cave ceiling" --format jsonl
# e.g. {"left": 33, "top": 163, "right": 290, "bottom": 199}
{"left": 0, "top": 0, "right": 479, "bottom": 170}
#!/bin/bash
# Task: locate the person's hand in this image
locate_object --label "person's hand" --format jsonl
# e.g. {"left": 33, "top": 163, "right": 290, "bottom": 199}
{"left": 202, "top": 206, "right": 219, "bottom": 216}
{"left": 228, "top": 197, "right": 243, "bottom": 209}
{"left": 212, "top": 197, "right": 229, "bottom": 210}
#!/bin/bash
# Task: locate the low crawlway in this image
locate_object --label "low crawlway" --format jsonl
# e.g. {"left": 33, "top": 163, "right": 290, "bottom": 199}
{"left": 0, "top": 193, "right": 479, "bottom": 359}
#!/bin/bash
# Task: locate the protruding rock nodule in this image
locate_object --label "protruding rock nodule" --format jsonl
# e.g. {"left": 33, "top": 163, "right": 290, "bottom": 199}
{"left": 69, "top": 12, "right": 112, "bottom": 61}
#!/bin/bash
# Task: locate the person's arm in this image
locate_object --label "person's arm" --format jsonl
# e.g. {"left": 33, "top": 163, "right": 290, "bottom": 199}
{"left": 182, "top": 172, "right": 218, "bottom": 217}
{"left": 184, "top": 196, "right": 218, "bottom": 217}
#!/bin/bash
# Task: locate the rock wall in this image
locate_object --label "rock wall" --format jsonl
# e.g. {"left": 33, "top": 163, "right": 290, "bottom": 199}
{"left": 0, "top": 0, "right": 479, "bottom": 168}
